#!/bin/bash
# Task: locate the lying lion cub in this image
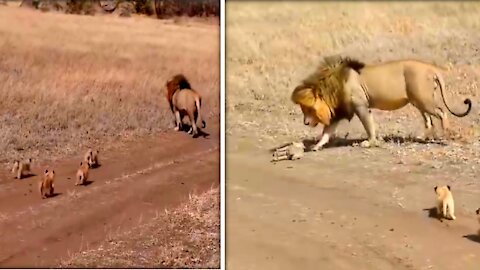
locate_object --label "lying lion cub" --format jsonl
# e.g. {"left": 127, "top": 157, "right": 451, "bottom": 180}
{"left": 271, "top": 142, "right": 305, "bottom": 162}
{"left": 434, "top": 185, "right": 456, "bottom": 220}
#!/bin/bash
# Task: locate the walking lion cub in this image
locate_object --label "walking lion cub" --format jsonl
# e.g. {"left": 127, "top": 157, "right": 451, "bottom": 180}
{"left": 434, "top": 185, "right": 456, "bottom": 220}
{"left": 39, "top": 169, "right": 55, "bottom": 199}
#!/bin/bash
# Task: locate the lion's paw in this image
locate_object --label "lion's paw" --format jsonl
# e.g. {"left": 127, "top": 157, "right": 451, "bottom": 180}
{"left": 360, "top": 140, "right": 371, "bottom": 148}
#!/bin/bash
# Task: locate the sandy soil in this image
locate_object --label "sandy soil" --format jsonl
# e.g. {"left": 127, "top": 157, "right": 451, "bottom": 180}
{"left": 227, "top": 135, "right": 480, "bottom": 270}
{"left": 0, "top": 120, "right": 219, "bottom": 267}
{"left": 226, "top": 2, "right": 480, "bottom": 270}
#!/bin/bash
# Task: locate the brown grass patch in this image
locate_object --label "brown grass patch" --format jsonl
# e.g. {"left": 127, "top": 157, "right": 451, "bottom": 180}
{"left": 60, "top": 187, "right": 220, "bottom": 268}
{"left": 0, "top": 5, "right": 219, "bottom": 162}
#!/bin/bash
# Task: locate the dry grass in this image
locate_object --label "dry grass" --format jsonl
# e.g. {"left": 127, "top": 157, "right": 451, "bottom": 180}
{"left": 60, "top": 187, "right": 220, "bottom": 268}
{"left": 226, "top": 2, "right": 480, "bottom": 143}
{"left": 0, "top": 5, "right": 219, "bottom": 162}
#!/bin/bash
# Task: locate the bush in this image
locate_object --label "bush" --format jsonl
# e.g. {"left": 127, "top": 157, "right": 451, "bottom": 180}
{"left": 154, "top": 0, "right": 219, "bottom": 19}
{"left": 135, "top": 0, "right": 154, "bottom": 16}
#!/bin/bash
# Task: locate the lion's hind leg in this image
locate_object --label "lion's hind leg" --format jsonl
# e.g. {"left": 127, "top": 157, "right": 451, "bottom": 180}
{"left": 448, "top": 200, "right": 456, "bottom": 220}
{"left": 436, "top": 203, "right": 443, "bottom": 219}
{"left": 187, "top": 111, "right": 199, "bottom": 137}
{"left": 419, "top": 111, "right": 435, "bottom": 141}
{"left": 434, "top": 107, "right": 450, "bottom": 134}
{"left": 442, "top": 201, "right": 448, "bottom": 219}
{"left": 174, "top": 110, "right": 182, "bottom": 132}
{"left": 418, "top": 104, "right": 450, "bottom": 140}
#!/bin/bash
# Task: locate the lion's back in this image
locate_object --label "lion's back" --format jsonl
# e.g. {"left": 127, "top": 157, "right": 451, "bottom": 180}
{"left": 174, "top": 89, "right": 197, "bottom": 111}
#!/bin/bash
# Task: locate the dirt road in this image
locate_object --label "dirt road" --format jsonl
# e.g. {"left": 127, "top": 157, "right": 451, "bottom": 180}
{"left": 227, "top": 136, "right": 480, "bottom": 270}
{"left": 0, "top": 121, "right": 219, "bottom": 267}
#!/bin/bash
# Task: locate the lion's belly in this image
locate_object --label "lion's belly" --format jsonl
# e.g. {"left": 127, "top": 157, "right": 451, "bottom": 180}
{"left": 366, "top": 84, "right": 409, "bottom": 111}
{"left": 361, "top": 69, "right": 410, "bottom": 111}
{"left": 369, "top": 96, "right": 409, "bottom": 111}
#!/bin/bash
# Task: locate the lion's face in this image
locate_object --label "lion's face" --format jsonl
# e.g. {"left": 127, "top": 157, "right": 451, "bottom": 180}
{"left": 292, "top": 86, "right": 333, "bottom": 127}
{"left": 301, "top": 105, "right": 320, "bottom": 127}
{"left": 300, "top": 98, "right": 332, "bottom": 127}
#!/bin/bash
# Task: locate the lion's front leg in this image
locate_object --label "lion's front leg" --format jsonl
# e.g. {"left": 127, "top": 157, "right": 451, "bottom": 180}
{"left": 311, "top": 121, "right": 339, "bottom": 151}
{"left": 354, "top": 106, "right": 380, "bottom": 148}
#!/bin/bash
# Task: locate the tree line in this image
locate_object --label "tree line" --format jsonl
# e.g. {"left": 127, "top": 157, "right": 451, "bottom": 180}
{"left": 19, "top": 0, "right": 219, "bottom": 18}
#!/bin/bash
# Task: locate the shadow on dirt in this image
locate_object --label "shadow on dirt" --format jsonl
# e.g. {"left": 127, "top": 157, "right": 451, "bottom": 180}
{"left": 382, "top": 135, "right": 448, "bottom": 146}
{"left": 90, "top": 164, "right": 101, "bottom": 169}
{"left": 269, "top": 135, "right": 448, "bottom": 153}
{"left": 47, "top": 192, "right": 61, "bottom": 198}
{"left": 194, "top": 129, "right": 210, "bottom": 138}
{"left": 19, "top": 173, "right": 36, "bottom": 179}
{"left": 422, "top": 207, "right": 456, "bottom": 223}
{"left": 463, "top": 234, "right": 480, "bottom": 244}
{"left": 80, "top": 180, "right": 94, "bottom": 186}
{"left": 178, "top": 124, "right": 210, "bottom": 138}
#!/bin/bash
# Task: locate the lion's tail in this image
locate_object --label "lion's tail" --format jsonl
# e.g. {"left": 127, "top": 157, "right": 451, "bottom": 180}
{"left": 195, "top": 96, "right": 206, "bottom": 129}
{"left": 434, "top": 73, "right": 472, "bottom": 117}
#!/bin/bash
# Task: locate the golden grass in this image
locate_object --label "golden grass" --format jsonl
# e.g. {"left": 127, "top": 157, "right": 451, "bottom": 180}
{"left": 61, "top": 187, "right": 220, "bottom": 268}
{"left": 0, "top": 5, "right": 219, "bottom": 162}
{"left": 226, "top": 2, "right": 480, "bottom": 142}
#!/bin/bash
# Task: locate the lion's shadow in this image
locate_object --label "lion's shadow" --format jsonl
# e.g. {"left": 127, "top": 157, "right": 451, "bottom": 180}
{"left": 463, "top": 234, "right": 480, "bottom": 244}
{"left": 422, "top": 207, "right": 443, "bottom": 222}
{"left": 18, "top": 173, "right": 36, "bottom": 179}
{"left": 178, "top": 124, "right": 210, "bottom": 138}
{"left": 269, "top": 135, "right": 447, "bottom": 153}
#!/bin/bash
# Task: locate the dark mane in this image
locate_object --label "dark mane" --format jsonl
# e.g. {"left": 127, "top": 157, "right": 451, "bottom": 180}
{"left": 169, "top": 74, "right": 192, "bottom": 90}
{"left": 294, "top": 55, "right": 366, "bottom": 122}
{"left": 165, "top": 74, "right": 193, "bottom": 113}
{"left": 343, "top": 57, "right": 365, "bottom": 73}
{"left": 322, "top": 55, "right": 365, "bottom": 73}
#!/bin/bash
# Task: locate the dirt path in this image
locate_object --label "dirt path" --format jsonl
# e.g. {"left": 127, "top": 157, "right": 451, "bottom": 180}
{"left": 0, "top": 121, "right": 219, "bottom": 267}
{"left": 227, "top": 137, "right": 480, "bottom": 270}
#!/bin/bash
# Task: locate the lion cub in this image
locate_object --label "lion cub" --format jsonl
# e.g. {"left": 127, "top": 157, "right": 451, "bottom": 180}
{"left": 272, "top": 142, "right": 305, "bottom": 162}
{"left": 434, "top": 185, "right": 456, "bottom": 220}
{"left": 76, "top": 161, "right": 89, "bottom": 186}
{"left": 39, "top": 169, "right": 55, "bottom": 199}
{"left": 84, "top": 149, "right": 100, "bottom": 168}
{"left": 12, "top": 158, "right": 32, "bottom": 179}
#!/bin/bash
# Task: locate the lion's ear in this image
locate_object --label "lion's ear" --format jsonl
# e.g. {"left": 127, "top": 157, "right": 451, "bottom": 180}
{"left": 434, "top": 186, "right": 438, "bottom": 192}
{"left": 447, "top": 185, "right": 451, "bottom": 191}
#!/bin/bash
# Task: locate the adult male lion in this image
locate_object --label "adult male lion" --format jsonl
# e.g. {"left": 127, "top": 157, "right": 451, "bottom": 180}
{"left": 164, "top": 73, "right": 207, "bottom": 137}
{"left": 165, "top": 73, "right": 192, "bottom": 113}
{"left": 291, "top": 56, "right": 472, "bottom": 151}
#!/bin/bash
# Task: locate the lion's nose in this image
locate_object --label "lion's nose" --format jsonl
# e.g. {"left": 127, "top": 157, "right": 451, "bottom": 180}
{"left": 304, "top": 119, "right": 310, "bottom": 126}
